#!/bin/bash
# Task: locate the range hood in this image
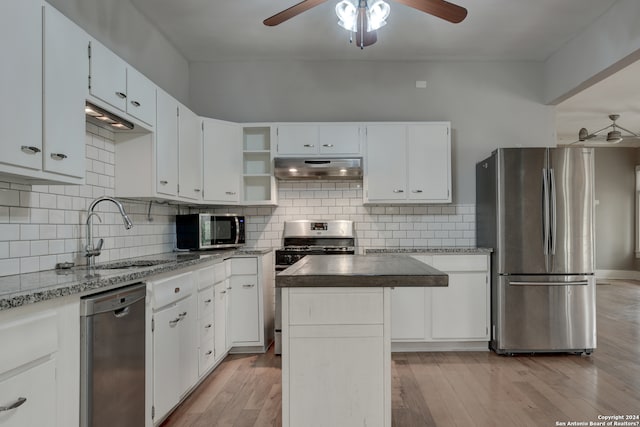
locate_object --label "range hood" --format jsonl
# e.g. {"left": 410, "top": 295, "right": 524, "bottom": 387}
{"left": 274, "top": 158, "right": 362, "bottom": 180}
{"left": 85, "top": 101, "right": 135, "bottom": 131}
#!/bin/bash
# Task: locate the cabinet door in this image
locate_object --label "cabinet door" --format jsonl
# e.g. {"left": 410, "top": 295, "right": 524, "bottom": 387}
{"left": 42, "top": 4, "right": 86, "bottom": 179}
{"left": 230, "top": 275, "right": 260, "bottom": 343}
{"left": 318, "top": 125, "right": 361, "bottom": 155}
{"left": 407, "top": 124, "right": 451, "bottom": 202}
{"left": 0, "top": 359, "right": 56, "bottom": 427}
{"left": 152, "top": 304, "right": 180, "bottom": 421}
{"left": 0, "top": 0, "right": 42, "bottom": 171}
{"left": 89, "top": 40, "right": 127, "bottom": 112}
{"left": 178, "top": 105, "right": 202, "bottom": 200}
{"left": 431, "top": 272, "right": 489, "bottom": 339}
{"left": 126, "top": 67, "right": 156, "bottom": 126}
{"left": 390, "top": 287, "right": 426, "bottom": 341}
{"left": 156, "top": 89, "right": 179, "bottom": 196}
{"left": 203, "top": 119, "right": 242, "bottom": 203}
{"left": 365, "top": 125, "right": 406, "bottom": 201}
{"left": 276, "top": 125, "right": 319, "bottom": 155}
{"left": 176, "top": 296, "right": 197, "bottom": 397}
{"left": 214, "top": 281, "right": 229, "bottom": 362}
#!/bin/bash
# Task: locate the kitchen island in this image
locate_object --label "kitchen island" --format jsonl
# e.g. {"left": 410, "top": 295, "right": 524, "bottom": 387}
{"left": 276, "top": 255, "right": 448, "bottom": 427}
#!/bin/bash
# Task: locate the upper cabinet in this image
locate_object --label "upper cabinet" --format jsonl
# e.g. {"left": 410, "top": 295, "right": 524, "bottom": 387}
{"left": 178, "top": 105, "right": 202, "bottom": 201}
{"left": 242, "top": 126, "right": 277, "bottom": 205}
{"left": 202, "top": 118, "right": 242, "bottom": 204}
{"left": 364, "top": 122, "right": 451, "bottom": 204}
{"left": 0, "top": 0, "right": 86, "bottom": 185}
{"left": 274, "top": 123, "right": 362, "bottom": 156}
{"left": 155, "top": 89, "right": 179, "bottom": 197}
{"left": 88, "top": 39, "right": 156, "bottom": 127}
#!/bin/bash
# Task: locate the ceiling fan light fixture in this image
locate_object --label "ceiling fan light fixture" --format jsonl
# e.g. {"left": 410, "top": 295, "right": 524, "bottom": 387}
{"left": 367, "top": 0, "right": 390, "bottom": 31}
{"left": 578, "top": 128, "right": 589, "bottom": 141}
{"left": 606, "top": 130, "right": 623, "bottom": 143}
{"left": 336, "top": 0, "right": 358, "bottom": 32}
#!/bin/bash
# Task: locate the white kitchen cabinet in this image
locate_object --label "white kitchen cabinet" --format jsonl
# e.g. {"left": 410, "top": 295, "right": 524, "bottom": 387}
{"left": 0, "top": 1, "right": 85, "bottom": 185}
{"left": 178, "top": 105, "right": 202, "bottom": 201}
{"left": 0, "top": 297, "right": 80, "bottom": 427}
{"left": 195, "top": 266, "right": 216, "bottom": 377}
{"left": 89, "top": 39, "right": 156, "bottom": 127}
{"left": 364, "top": 122, "right": 451, "bottom": 204}
{"left": 242, "top": 126, "right": 277, "bottom": 205}
{"left": 390, "top": 253, "right": 490, "bottom": 351}
{"left": 228, "top": 252, "right": 274, "bottom": 353}
{"left": 155, "top": 88, "right": 179, "bottom": 197}
{"left": 150, "top": 272, "right": 197, "bottom": 423}
{"left": 202, "top": 118, "right": 242, "bottom": 204}
{"left": 275, "top": 123, "right": 362, "bottom": 156}
{"left": 282, "top": 287, "right": 390, "bottom": 427}
{"left": 214, "top": 280, "right": 230, "bottom": 362}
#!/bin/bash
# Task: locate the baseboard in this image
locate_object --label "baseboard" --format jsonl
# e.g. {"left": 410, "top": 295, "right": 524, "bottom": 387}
{"left": 596, "top": 270, "right": 640, "bottom": 281}
{"left": 391, "top": 341, "right": 490, "bottom": 352}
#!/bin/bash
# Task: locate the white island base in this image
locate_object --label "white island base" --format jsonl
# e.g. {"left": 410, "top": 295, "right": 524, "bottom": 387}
{"left": 281, "top": 287, "right": 391, "bottom": 427}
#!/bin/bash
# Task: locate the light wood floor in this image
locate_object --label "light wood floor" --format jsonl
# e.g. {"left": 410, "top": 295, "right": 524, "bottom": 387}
{"left": 162, "top": 281, "right": 640, "bottom": 427}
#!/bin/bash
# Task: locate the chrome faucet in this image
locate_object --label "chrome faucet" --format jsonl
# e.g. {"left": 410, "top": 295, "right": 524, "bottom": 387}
{"left": 85, "top": 196, "right": 133, "bottom": 268}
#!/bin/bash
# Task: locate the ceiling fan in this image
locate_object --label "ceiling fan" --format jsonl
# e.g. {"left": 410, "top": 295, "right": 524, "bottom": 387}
{"left": 573, "top": 114, "right": 640, "bottom": 145}
{"left": 263, "top": 0, "right": 467, "bottom": 49}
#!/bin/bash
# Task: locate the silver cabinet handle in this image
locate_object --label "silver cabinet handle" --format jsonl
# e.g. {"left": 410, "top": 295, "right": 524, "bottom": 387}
{"left": 205, "top": 350, "right": 213, "bottom": 355}
{"left": 225, "top": 191, "right": 237, "bottom": 195}
{"left": 115, "top": 91, "right": 127, "bottom": 99}
{"left": 411, "top": 190, "right": 423, "bottom": 193}
{"left": 204, "top": 299, "right": 212, "bottom": 303}
{"left": 194, "top": 189, "right": 201, "bottom": 193}
{"left": 0, "top": 397, "right": 27, "bottom": 412}
{"left": 50, "top": 153, "right": 67, "bottom": 160}
{"left": 220, "top": 290, "right": 227, "bottom": 294}
{"left": 205, "top": 324, "right": 212, "bottom": 329}
{"left": 169, "top": 319, "right": 179, "bottom": 326}
{"left": 322, "top": 144, "right": 334, "bottom": 147}
{"left": 130, "top": 100, "right": 141, "bottom": 107}
{"left": 160, "top": 180, "right": 168, "bottom": 185}
{"left": 178, "top": 311, "right": 187, "bottom": 318}
{"left": 393, "top": 189, "right": 404, "bottom": 193}
{"left": 242, "top": 284, "right": 255, "bottom": 288}
{"left": 21, "top": 146, "right": 41, "bottom": 154}
{"left": 303, "top": 144, "right": 315, "bottom": 147}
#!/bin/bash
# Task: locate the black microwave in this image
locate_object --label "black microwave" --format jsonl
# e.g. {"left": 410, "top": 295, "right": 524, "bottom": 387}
{"left": 176, "top": 214, "right": 245, "bottom": 250}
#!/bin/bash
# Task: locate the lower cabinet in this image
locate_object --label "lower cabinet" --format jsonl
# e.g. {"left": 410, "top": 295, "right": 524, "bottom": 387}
{"left": 0, "top": 297, "right": 79, "bottom": 427}
{"left": 214, "top": 279, "right": 230, "bottom": 362}
{"left": 150, "top": 272, "right": 197, "bottom": 423}
{"left": 390, "top": 253, "right": 490, "bottom": 350}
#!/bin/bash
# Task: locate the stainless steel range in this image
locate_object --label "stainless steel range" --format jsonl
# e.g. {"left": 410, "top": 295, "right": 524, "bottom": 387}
{"left": 274, "top": 220, "right": 356, "bottom": 354}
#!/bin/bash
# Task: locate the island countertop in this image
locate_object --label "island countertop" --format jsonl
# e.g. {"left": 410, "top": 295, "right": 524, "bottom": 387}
{"left": 276, "top": 254, "right": 448, "bottom": 288}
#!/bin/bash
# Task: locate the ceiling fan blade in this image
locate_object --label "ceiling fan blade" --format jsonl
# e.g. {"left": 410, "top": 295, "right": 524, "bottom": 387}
{"left": 263, "top": 0, "right": 328, "bottom": 26}
{"left": 355, "top": 7, "right": 377, "bottom": 48}
{"left": 394, "top": 0, "right": 468, "bottom": 24}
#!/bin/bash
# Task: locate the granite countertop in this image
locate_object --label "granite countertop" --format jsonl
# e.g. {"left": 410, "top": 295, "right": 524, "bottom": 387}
{"left": 276, "top": 255, "right": 448, "bottom": 288}
{"left": 0, "top": 248, "right": 272, "bottom": 311}
{"left": 365, "top": 247, "right": 493, "bottom": 254}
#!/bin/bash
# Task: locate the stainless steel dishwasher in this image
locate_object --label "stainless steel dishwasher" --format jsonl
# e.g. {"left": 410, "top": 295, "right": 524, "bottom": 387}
{"left": 80, "top": 283, "right": 146, "bottom": 427}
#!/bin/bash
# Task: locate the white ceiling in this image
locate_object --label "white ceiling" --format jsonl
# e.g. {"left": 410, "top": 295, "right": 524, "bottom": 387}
{"left": 129, "top": 0, "right": 640, "bottom": 145}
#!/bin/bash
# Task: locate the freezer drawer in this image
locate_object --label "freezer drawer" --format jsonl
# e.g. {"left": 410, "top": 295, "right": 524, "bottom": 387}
{"left": 493, "top": 275, "right": 596, "bottom": 354}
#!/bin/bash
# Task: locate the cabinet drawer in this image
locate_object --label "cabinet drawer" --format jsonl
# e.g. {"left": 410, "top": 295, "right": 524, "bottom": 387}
{"left": 0, "top": 310, "right": 57, "bottom": 374}
{"left": 0, "top": 358, "right": 56, "bottom": 427}
{"left": 431, "top": 255, "right": 487, "bottom": 272}
{"left": 151, "top": 272, "right": 194, "bottom": 309}
{"left": 198, "top": 341, "right": 215, "bottom": 376}
{"left": 213, "top": 261, "right": 227, "bottom": 284}
{"left": 195, "top": 266, "right": 215, "bottom": 291}
{"left": 198, "top": 287, "right": 214, "bottom": 319}
{"left": 288, "top": 288, "right": 383, "bottom": 325}
{"left": 199, "top": 319, "right": 214, "bottom": 341}
{"left": 231, "top": 258, "right": 257, "bottom": 275}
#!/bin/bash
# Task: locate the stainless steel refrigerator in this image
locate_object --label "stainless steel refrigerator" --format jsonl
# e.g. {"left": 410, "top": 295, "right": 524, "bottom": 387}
{"left": 476, "top": 147, "right": 596, "bottom": 354}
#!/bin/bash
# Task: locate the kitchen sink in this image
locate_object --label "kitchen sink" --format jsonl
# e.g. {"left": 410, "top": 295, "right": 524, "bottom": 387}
{"left": 93, "top": 260, "right": 172, "bottom": 269}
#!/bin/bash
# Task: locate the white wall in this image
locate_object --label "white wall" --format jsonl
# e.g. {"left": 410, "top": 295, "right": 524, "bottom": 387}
{"left": 0, "top": 124, "right": 178, "bottom": 277}
{"left": 190, "top": 60, "right": 555, "bottom": 204}
{"left": 46, "top": 0, "right": 189, "bottom": 104}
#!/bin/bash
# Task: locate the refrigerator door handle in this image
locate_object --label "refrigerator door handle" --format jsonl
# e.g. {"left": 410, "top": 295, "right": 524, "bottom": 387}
{"left": 549, "top": 168, "right": 557, "bottom": 256}
{"left": 510, "top": 280, "right": 589, "bottom": 286}
{"left": 541, "top": 169, "right": 550, "bottom": 270}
